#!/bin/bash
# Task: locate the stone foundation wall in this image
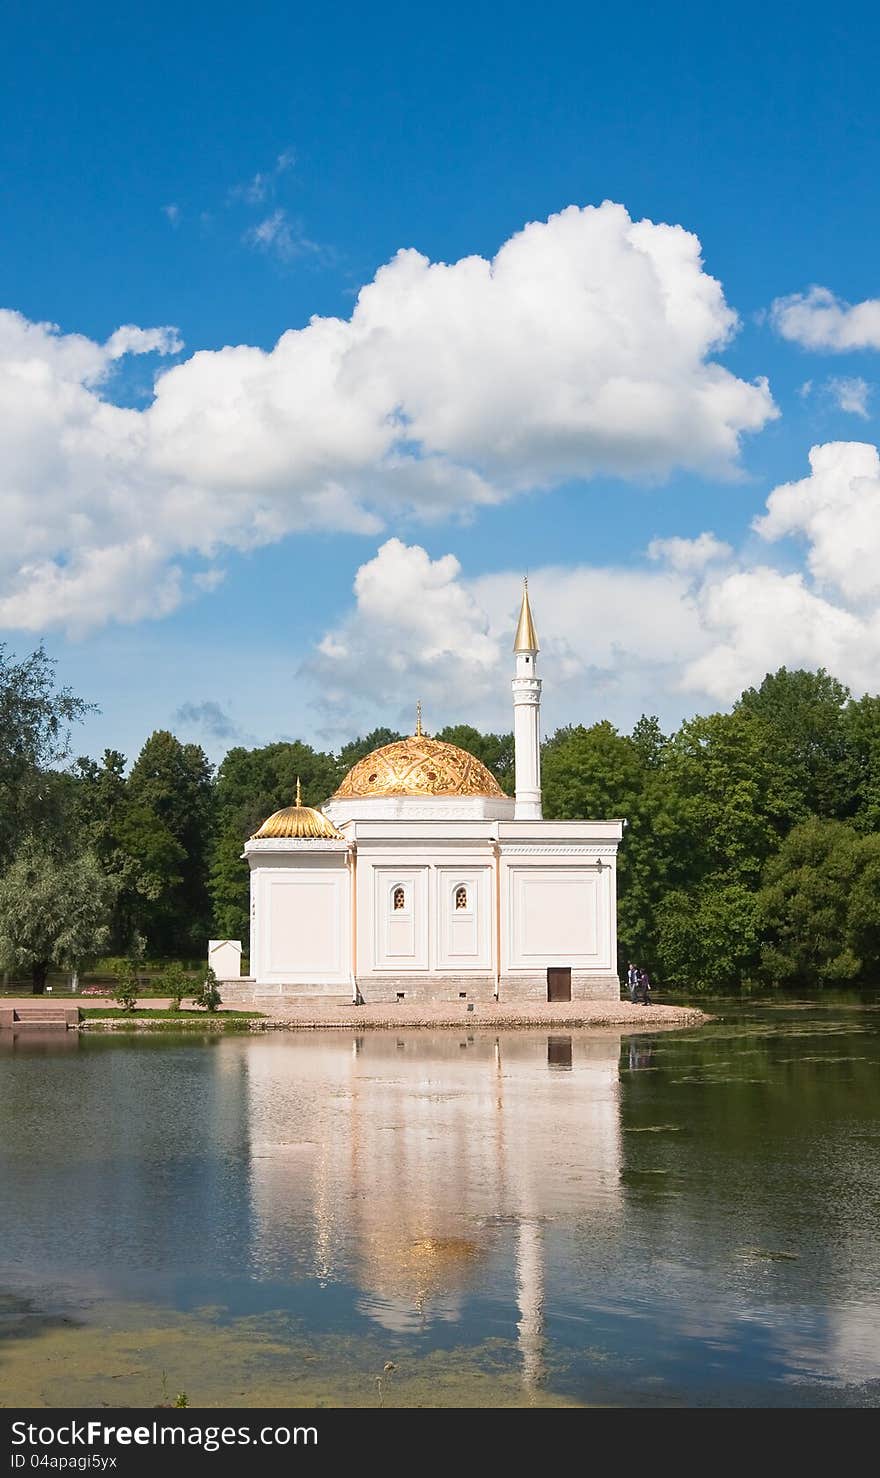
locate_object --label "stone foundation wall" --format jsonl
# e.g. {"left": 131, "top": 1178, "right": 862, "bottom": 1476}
{"left": 355, "top": 974, "right": 498, "bottom": 1004}
{"left": 219, "top": 978, "right": 352, "bottom": 1006}
{"left": 221, "top": 972, "right": 620, "bottom": 1005}
{"left": 499, "top": 972, "right": 620, "bottom": 1002}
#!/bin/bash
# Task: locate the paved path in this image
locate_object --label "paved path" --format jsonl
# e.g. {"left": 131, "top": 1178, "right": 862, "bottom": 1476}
{"left": 237, "top": 999, "right": 707, "bottom": 1030}
{"left": 2, "top": 995, "right": 707, "bottom": 1030}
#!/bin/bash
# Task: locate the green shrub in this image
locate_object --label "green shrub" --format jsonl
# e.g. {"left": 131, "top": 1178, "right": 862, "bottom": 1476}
{"left": 192, "top": 966, "right": 221, "bottom": 1013}
{"left": 113, "top": 961, "right": 139, "bottom": 1013}
{"left": 160, "top": 961, "right": 188, "bottom": 1012}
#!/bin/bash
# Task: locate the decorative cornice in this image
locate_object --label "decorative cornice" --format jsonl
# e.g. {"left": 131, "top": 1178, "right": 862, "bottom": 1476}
{"left": 325, "top": 797, "right": 514, "bottom": 822}
{"left": 501, "top": 844, "right": 618, "bottom": 856}
{"left": 244, "top": 838, "right": 350, "bottom": 853}
{"left": 357, "top": 805, "right": 502, "bottom": 820}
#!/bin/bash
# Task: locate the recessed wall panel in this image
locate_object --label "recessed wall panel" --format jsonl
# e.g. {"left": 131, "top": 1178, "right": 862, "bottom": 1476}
{"left": 508, "top": 867, "right": 601, "bottom": 967}
{"left": 263, "top": 873, "right": 345, "bottom": 979}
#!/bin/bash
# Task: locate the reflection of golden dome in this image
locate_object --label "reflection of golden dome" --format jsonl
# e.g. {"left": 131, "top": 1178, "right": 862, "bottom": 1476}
{"left": 333, "top": 736, "right": 504, "bottom": 800}
{"left": 363, "top": 1236, "right": 484, "bottom": 1304}
{"left": 252, "top": 779, "right": 343, "bottom": 840}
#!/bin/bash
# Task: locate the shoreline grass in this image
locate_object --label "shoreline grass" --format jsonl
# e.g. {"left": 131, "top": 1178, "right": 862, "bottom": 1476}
{"left": 80, "top": 1007, "right": 262, "bottom": 1019}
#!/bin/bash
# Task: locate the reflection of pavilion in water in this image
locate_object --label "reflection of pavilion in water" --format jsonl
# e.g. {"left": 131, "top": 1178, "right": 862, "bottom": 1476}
{"left": 244, "top": 1030, "right": 622, "bottom": 1386}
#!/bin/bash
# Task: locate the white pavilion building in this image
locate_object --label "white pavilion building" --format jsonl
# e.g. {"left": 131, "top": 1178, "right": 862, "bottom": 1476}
{"left": 219, "top": 584, "right": 623, "bottom": 1004}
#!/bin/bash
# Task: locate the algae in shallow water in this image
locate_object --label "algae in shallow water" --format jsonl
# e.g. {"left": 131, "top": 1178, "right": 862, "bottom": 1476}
{"left": 0, "top": 1297, "right": 581, "bottom": 1409}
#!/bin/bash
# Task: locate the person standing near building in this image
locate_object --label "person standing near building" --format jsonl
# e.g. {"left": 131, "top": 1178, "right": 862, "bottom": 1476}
{"left": 639, "top": 968, "right": 652, "bottom": 1006}
{"left": 626, "top": 962, "right": 638, "bottom": 1002}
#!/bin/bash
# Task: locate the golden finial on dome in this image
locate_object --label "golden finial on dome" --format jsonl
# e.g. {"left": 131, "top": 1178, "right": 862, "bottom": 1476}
{"left": 296, "top": 775, "right": 302, "bottom": 807}
{"left": 415, "top": 700, "right": 423, "bottom": 737}
{"left": 513, "top": 577, "right": 539, "bottom": 653}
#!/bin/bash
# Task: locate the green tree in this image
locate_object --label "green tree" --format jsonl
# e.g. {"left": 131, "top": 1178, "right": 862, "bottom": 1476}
{"left": 0, "top": 842, "right": 115, "bottom": 993}
{"left": 655, "top": 881, "right": 761, "bottom": 990}
{"left": 74, "top": 749, "right": 183, "bottom": 953}
{"left": 630, "top": 714, "right": 668, "bottom": 769}
{"left": 843, "top": 693, "right": 880, "bottom": 833}
{"left": 541, "top": 721, "right": 674, "bottom": 968}
{"left": 757, "top": 818, "right": 865, "bottom": 986}
{"left": 0, "top": 643, "right": 95, "bottom": 869}
{"left": 126, "top": 731, "right": 214, "bottom": 955}
{"left": 542, "top": 721, "right": 642, "bottom": 821}
{"left": 736, "top": 667, "right": 857, "bottom": 819}
{"left": 844, "top": 833, "right": 880, "bottom": 967}
{"left": 210, "top": 740, "right": 340, "bottom": 940}
{"left": 661, "top": 708, "right": 803, "bottom": 888}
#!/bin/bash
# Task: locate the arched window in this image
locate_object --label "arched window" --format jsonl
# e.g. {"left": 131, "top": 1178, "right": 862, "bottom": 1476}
{"left": 393, "top": 886, "right": 406, "bottom": 911}
{"left": 455, "top": 885, "right": 468, "bottom": 911}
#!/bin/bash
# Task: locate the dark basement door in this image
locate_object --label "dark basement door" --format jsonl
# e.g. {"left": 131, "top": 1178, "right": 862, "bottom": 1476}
{"left": 547, "top": 967, "right": 572, "bottom": 1002}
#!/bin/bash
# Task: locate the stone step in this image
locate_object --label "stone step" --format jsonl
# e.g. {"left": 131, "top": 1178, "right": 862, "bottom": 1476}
{"left": 0, "top": 1004, "right": 80, "bottom": 1030}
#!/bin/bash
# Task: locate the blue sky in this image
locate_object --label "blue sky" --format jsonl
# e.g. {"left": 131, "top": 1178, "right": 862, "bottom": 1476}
{"left": 3, "top": 0, "right": 880, "bottom": 763}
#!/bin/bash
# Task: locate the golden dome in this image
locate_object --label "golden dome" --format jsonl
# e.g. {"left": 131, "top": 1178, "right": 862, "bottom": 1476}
{"left": 332, "top": 734, "right": 505, "bottom": 800}
{"left": 251, "top": 779, "right": 343, "bottom": 840}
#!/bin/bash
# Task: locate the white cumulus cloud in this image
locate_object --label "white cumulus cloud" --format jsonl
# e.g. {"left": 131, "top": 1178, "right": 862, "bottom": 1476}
{"left": 681, "top": 567, "right": 870, "bottom": 701}
{"left": 646, "top": 531, "right": 732, "bottom": 571}
{"left": 104, "top": 324, "right": 184, "bottom": 360}
{"left": 754, "top": 441, "right": 880, "bottom": 602}
{"left": 311, "top": 442, "right": 880, "bottom": 736}
{"left": 772, "top": 286, "right": 880, "bottom": 351}
{"left": 0, "top": 203, "right": 776, "bottom": 634}
{"left": 312, "top": 539, "right": 502, "bottom": 730}
{"left": 310, "top": 538, "right": 714, "bottom": 737}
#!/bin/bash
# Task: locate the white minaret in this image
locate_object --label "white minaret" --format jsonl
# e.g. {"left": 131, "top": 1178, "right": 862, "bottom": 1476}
{"left": 512, "top": 579, "right": 542, "bottom": 820}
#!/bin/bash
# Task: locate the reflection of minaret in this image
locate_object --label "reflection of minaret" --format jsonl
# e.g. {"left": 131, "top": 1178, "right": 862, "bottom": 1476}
{"left": 311, "top": 1049, "right": 352, "bottom": 1283}
{"left": 498, "top": 1032, "right": 623, "bottom": 1395}
{"left": 516, "top": 1218, "right": 546, "bottom": 1390}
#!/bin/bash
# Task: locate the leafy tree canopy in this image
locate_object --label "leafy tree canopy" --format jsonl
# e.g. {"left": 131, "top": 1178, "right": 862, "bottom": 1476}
{"left": 757, "top": 817, "right": 880, "bottom": 986}
{"left": 736, "top": 667, "right": 856, "bottom": 819}
{"left": 0, "top": 643, "right": 95, "bottom": 867}
{"left": 210, "top": 740, "right": 340, "bottom": 940}
{"left": 0, "top": 841, "right": 116, "bottom": 992}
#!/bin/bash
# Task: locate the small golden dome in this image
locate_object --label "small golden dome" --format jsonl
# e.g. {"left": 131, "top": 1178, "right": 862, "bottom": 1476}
{"left": 251, "top": 778, "right": 343, "bottom": 840}
{"left": 333, "top": 734, "right": 504, "bottom": 800}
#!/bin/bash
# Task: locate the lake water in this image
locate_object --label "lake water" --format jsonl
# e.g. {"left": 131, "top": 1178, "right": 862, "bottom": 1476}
{"left": 1, "top": 1002, "right": 879, "bottom": 1408}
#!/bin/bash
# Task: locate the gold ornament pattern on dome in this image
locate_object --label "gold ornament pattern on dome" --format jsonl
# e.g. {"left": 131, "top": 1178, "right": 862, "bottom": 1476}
{"left": 332, "top": 736, "right": 505, "bottom": 799}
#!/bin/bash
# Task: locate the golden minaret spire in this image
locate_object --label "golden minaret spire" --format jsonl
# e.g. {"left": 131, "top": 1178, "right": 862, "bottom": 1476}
{"left": 513, "top": 576, "right": 539, "bottom": 653}
{"left": 512, "top": 576, "right": 543, "bottom": 819}
{"left": 295, "top": 776, "right": 302, "bottom": 807}
{"left": 415, "top": 700, "right": 423, "bottom": 737}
